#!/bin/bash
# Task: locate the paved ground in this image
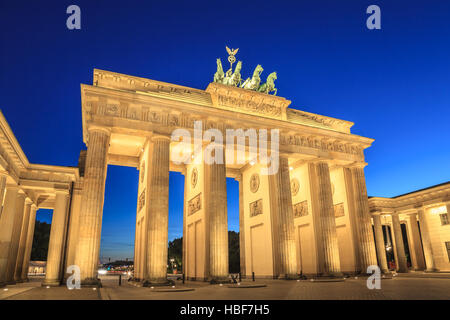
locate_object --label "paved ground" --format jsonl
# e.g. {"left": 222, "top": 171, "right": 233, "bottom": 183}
{"left": 1, "top": 274, "right": 450, "bottom": 300}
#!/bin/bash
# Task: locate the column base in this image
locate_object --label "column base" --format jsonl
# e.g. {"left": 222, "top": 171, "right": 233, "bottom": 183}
{"left": 6, "top": 280, "right": 16, "bottom": 285}
{"left": 142, "top": 279, "right": 174, "bottom": 287}
{"left": 80, "top": 278, "right": 102, "bottom": 288}
{"left": 312, "top": 272, "right": 344, "bottom": 280}
{"left": 424, "top": 268, "right": 439, "bottom": 273}
{"left": 396, "top": 268, "right": 409, "bottom": 273}
{"left": 209, "top": 277, "right": 231, "bottom": 284}
{"left": 0, "top": 282, "right": 6, "bottom": 288}
{"left": 277, "top": 274, "right": 300, "bottom": 280}
{"left": 42, "top": 279, "right": 61, "bottom": 287}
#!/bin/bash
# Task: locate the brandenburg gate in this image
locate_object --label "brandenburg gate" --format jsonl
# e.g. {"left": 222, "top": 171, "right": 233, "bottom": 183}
{"left": 2, "top": 51, "right": 412, "bottom": 287}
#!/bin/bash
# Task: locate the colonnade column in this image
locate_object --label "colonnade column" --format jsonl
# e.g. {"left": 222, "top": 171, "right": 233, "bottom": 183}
{"left": 4, "top": 192, "right": 26, "bottom": 283}
{"left": 14, "top": 199, "right": 32, "bottom": 282}
{"left": 351, "top": 166, "right": 378, "bottom": 272}
{"left": 205, "top": 139, "right": 228, "bottom": 283}
{"left": 372, "top": 213, "right": 389, "bottom": 273}
{"left": 0, "top": 186, "right": 20, "bottom": 287}
{"left": 417, "top": 208, "right": 437, "bottom": 272}
{"left": 43, "top": 190, "right": 70, "bottom": 286}
{"left": 406, "top": 213, "right": 425, "bottom": 271}
{"left": 391, "top": 212, "right": 408, "bottom": 272}
{"left": 74, "top": 126, "right": 110, "bottom": 285}
{"left": 0, "top": 172, "right": 7, "bottom": 215}
{"left": 21, "top": 204, "right": 37, "bottom": 281}
{"left": 272, "top": 157, "right": 297, "bottom": 278}
{"left": 238, "top": 174, "right": 246, "bottom": 278}
{"left": 310, "top": 161, "right": 341, "bottom": 276}
{"left": 144, "top": 135, "right": 170, "bottom": 285}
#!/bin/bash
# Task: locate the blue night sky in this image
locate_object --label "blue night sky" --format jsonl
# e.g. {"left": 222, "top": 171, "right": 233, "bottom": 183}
{"left": 1, "top": 1, "right": 449, "bottom": 261}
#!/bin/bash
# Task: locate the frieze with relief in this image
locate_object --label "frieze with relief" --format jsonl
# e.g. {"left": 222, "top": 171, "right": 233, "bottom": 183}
{"left": 188, "top": 193, "right": 202, "bottom": 216}
{"left": 334, "top": 202, "right": 345, "bottom": 217}
{"left": 250, "top": 199, "right": 263, "bottom": 217}
{"left": 250, "top": 173, "right": 260, "bottom": 193}
{"left": 138, "top": 189, "right": 146, "bottom": 212}
{"left": 293, "top": 200, "right": 308, "bottom": 218}
{"left": 86, "top": 101, "right": 364, "bottom": 158}
{"left": 291, "top": 178, "right": 300, "bottom": 196}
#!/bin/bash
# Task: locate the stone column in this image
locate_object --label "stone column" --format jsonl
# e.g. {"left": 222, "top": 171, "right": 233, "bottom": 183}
{"left": 144, "top": 136, "right": 170, "bottom": 285}
{"left": 43, "top": 190, "right": 70, "bottom": 286}
{"left": 351, "top": 166, "right": 378, "bottom": 272}
{"left": 0, "top": 172, "right": 7, "bottom": 216}
{"left": 406, "top": 213, "right": 425, "bottom": 271}
{"left": 4, "top": 192, "right": 26, "bottom": 283}
{"left": 310, "top": 161, "right": 341, "bottom": 276}
{"left": 205, "top": 140, "right": 229, "bottom": 283}
{"left": 74, "top": 127, "right": 110, "bottom": 285}
{"left": 417, "top": 208, "right": 437, "bottom": 272}
{"left": 391, "top": 212, "right": 408, "bottom": 272}
{"left": 14, "top": 199, "right": 32, "bottom": 282}
{"left": 21, "top": 204, "right": 37, "bottom": 281}
{"left": 238, "top": 174, "right": 246, "bottom": 278}
{"left": 0, "top": 186, "right": 19, "bottom": 287}
{"left": 272, "top": 157, "right": 297, "bottom": 278}
{"left": 182, "top": 168, "right": 187, "bottom": 277}
{"left": 372, "top": 213, "right": 389, "bottom": 273}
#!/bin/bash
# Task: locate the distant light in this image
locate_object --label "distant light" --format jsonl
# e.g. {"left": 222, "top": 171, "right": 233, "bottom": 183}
{"left": 3, "top": 288, "right": 8, "bottom": 291}
{"left": 289, "top": 166, "right": 293, "bottom": 171}
{"left": 150, "top": 286, "right": 154, "bottom": 289}
{"left": 172, "top": 286, "right": 175, "bottom": 288}
{"left": 249, "top": 160, "right": 255, "bottom": 166}
{"left": 93, "top": 288, "right": 97, "bottom": 291}
{"left": 46, "top": 286, "right": 50, "bottom": 289}
{"left": 98, "top": 269, "right": 107, "bottom": 275}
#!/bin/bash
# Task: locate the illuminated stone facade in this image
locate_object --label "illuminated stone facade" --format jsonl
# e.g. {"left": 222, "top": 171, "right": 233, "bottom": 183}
{"left": 1, "top": 68, "right": 448, "bottom": 288}
{"left": 369, "top": 182, "right": 450, "bottom": 272}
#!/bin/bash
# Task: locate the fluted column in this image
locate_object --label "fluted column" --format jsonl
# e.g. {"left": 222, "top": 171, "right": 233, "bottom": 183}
{"left": 144, "top": 136, "right": 170, "bottom": 285}
{"left": 14, "top": 199, "right": 32, "bottom": 282}
{"left": 205, "top": 140, "right": 228, "bottom": 282}
{"left": 4, "top": 192, "right": 26, "bottom": 283}
{"left": 372, "top": 214, "right": 389, "bottom": 273}
{"left": 43, "top": 190, "right": 70, "bottom": 286}
{"left": 417, "top": 208, "right": 437, "bottom": 272}
{"left": 351, "top": 166, "right": 378, "bottom": 272}
{"left": 182, "top": 168, "right": 187, "bottom": 276}
{"left": 391, "top": 213, "right": 408, "bottom": 272}
{"left": 21, "top": 204, "right": 37, "bottom": 281}
{"left": 74, "top": 127, "right": 110, "bottom": 285}
{"left": 407, "top": 213, "right": 425, "bottom": 270}
{"left": 310, "top": 161, "right": 341, "bottom": 276}
{"left": 0, "top": 186, "right": 20, "bottom": 287}
{"left": 272, "top": 157, "right": 297, "bottom": 278}
{"left": 238, "top": 175, "right": 246, "bottom": 277}
{"left": 0, "top": 173, "right": 7, "bottom": 216}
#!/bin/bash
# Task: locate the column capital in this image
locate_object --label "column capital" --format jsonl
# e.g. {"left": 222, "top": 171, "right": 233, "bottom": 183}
{"left": 6, "top": 184, "right": 20, "bottom": 191}
{"left": 25, "top": 198, "right": 33, "bottom": 205}
{"left": 0, "top": 170, "right": 9, "bottom": 177}
{"left": 344, "top": 161, "right": 368, "bottom": 169}
{"left": 87, "top": 125, "right": 111, "bottom": 136}
{"left": 31, "top": 203, "right": 38, "bottom": 210}
{"left": 151, "top": 134, "right": 171, "bottom": 142}
{"left": 55, "top": 188, "right": 70, "bottom": 196}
